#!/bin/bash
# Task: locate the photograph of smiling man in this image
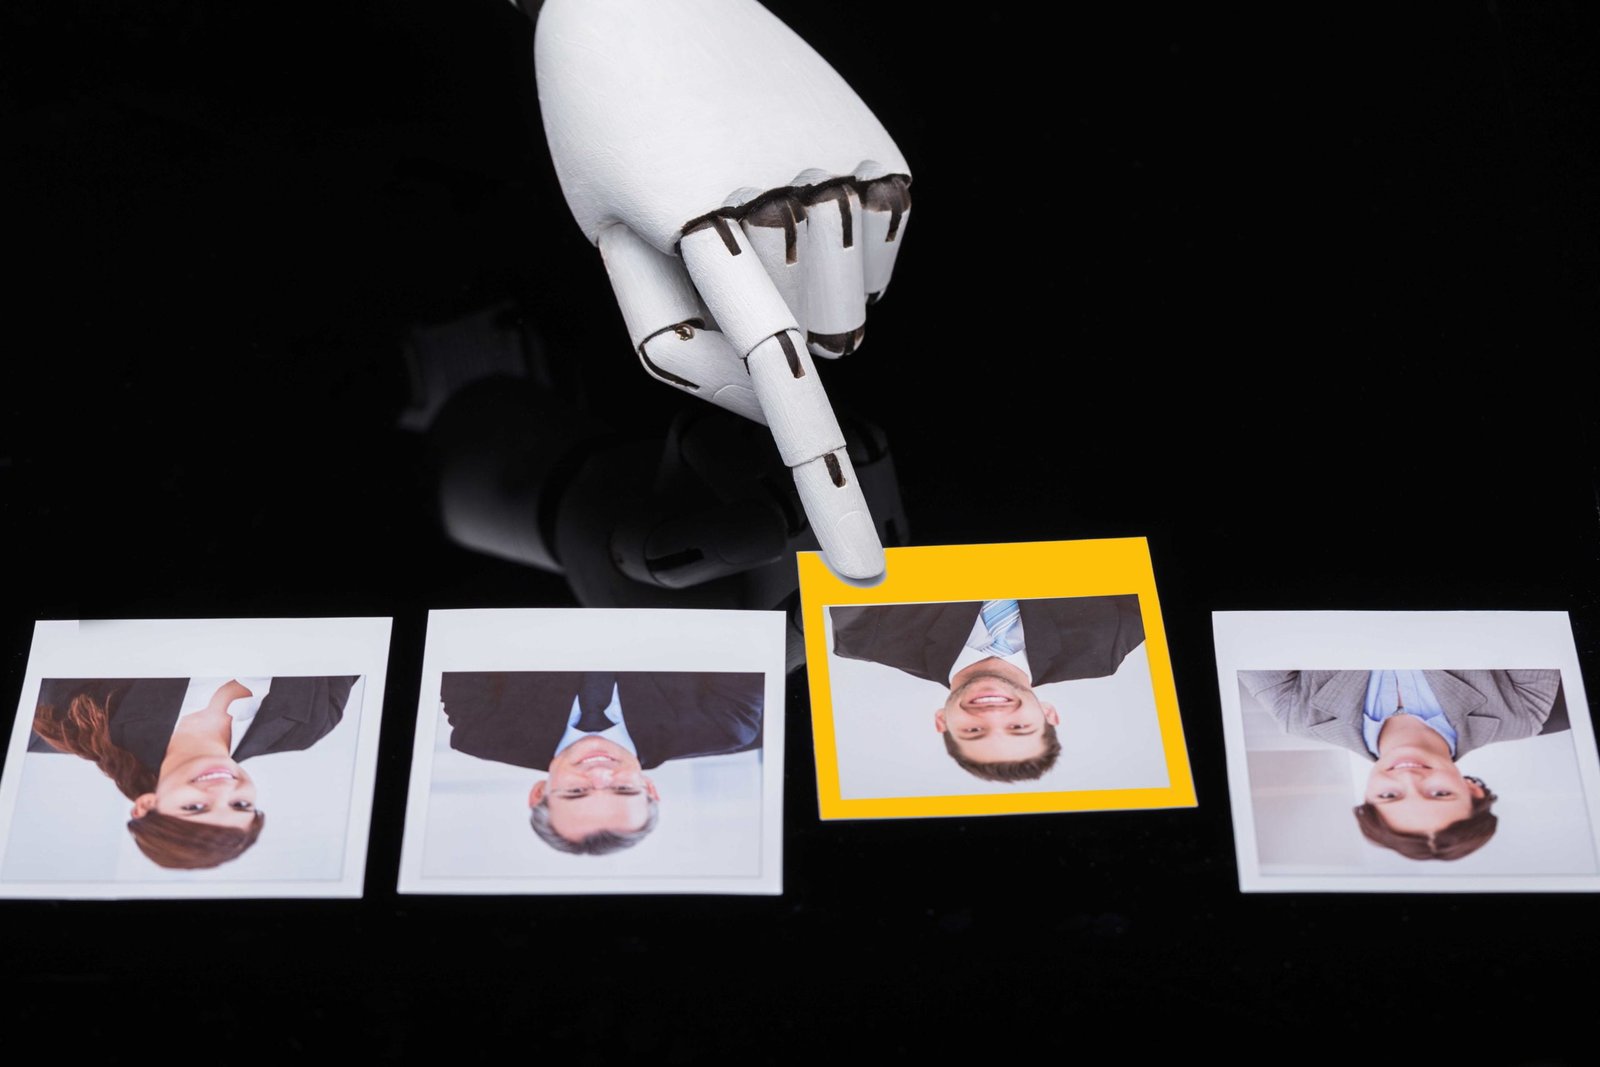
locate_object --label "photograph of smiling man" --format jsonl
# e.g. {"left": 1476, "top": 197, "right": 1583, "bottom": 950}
{"left": 831, "top": 597, "right": 1144, "bottom": 783}
{"left": 798, "top": 539, "right": 1195, "bottom": 820}
{"left": 440, "top": 670, "right": 762, "bottom": 856}
{"left": 398, "top": 608, "right": 786, "bottom": 895}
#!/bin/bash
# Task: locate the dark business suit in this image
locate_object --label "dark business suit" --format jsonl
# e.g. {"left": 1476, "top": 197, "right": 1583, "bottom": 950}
{"left": 32, "top": 676, "right": 358, "bottom": 770}
{"left": 829, "top": 595, "right": 1146, "bottom": 687}
{"left": 1237, "top": 669, "right": 1566, "bottom": 760}
{"left": 439, "top": 670, "right": 763, "bottom": 771}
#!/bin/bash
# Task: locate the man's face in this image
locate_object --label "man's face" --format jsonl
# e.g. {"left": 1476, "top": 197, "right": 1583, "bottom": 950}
{"left": 935, "top": 658, "right": 1059, "bottom": 765}
{"left": 131, "top": 755, "right": 259, "bottom": 830}
{"left": 1363, "top": 745, "right": 1485, "bottom": 836}
{"left": 530, "top": 736, "right": 659, "bottom": 842}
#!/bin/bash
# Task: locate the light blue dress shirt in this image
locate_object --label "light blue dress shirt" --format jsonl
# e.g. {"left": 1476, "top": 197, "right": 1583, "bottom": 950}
{"left": 1362, "top": 670, "right": 1459, "bottom": 757}
{"left": 947, "top": 604, "right": 1032, "bottom": 683}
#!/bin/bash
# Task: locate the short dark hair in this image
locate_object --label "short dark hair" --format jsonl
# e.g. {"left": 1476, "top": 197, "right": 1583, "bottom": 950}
{"left": 1353, "top": 776, "right": 1499, "bottom": 861}
{"left": 128, "top": 810, "right": 266, "bottom": 869}
{"left": 528, "top": 796, "right": 659, "bottom": 855}
{"left": 943, "top": 723, "right": 1062, "bottom": 783}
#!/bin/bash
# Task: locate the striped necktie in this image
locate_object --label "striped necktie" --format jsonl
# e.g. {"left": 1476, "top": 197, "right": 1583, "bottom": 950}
{"left": 979, "top": 599, "right": 1022, "bottom": 655}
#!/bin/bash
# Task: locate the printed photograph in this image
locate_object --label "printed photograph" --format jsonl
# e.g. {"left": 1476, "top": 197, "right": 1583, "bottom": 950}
{"left": 398, "top": 609, "right": 785, "bottom": 894}
{"left": 1214, "top": 612, "right": 1600, "bottom": 892}
{"left": 0, "top": 618, "right": 392, "bottom": 898}
{"left": 799, "top": 539, "right": 1195, "bottom": 819}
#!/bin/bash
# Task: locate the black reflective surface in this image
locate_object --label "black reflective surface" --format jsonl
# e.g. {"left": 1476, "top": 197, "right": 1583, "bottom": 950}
{"left": 4, "top": 1, "right": 1598, "bottom": 1055}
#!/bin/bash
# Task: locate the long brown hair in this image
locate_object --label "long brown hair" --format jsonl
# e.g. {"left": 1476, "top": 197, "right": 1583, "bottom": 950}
{"left": 33, "top": 687, "right": 265, "bottom": 870}
{"left": 33, "top": 688, "right": 155, "bottom": 800}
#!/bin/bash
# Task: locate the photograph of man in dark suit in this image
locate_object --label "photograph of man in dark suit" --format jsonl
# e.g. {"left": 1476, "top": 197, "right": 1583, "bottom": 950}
{"left": 829, "top": 595, "right": 1145, "bottom": 782}
{"left": 440, "top": 670, "right": 763, "bottom": 855}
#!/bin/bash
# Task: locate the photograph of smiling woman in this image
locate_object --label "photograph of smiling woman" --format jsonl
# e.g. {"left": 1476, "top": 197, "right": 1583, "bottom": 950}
{"left": 31, "top": 675, "right": 357, "bottom": 869}
{"left": 1239, "top": 669, "right": 1565, "bottom": 862}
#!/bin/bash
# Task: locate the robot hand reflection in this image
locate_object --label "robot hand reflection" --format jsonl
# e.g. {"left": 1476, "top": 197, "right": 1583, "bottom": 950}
{"left": 404, "top": 303, "right": 906, "bottom": 672}
{"left": 528, "top": 0, "right": 912, "bottom": 581}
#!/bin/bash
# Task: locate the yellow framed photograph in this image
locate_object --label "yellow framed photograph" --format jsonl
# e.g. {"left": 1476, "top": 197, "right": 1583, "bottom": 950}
{"left": 799, "top": 538, "right": 1196, "bottom": 819}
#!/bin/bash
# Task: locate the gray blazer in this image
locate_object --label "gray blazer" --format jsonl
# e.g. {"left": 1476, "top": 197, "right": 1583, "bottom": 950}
{"left": 1238, "top": 669, "right": 1564, "bottom": 760}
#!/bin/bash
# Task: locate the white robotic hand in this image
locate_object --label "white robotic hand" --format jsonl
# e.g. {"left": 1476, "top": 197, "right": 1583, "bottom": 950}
{"left": 534, "top": 0, "right": 912, "bottom": 581}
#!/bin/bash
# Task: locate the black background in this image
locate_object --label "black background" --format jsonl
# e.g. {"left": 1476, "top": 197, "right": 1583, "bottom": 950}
{"left": 3, "top": 0, "right": 1598, "bottom": 1056}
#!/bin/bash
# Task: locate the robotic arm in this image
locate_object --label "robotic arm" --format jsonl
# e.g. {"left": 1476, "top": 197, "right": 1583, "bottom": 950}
{"left": 524, "top": 0, "right": 913, "bottom": 580}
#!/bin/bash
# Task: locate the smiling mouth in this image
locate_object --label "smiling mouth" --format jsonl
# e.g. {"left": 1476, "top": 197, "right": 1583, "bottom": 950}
{"left": 191, "top": 768, "right": 237, "bottom": 783}
{"left": 576, "top": 754, "right": 618, "bottom": 766}
{"left": 963, "top": 694, "right": 1018, "bottom": 712}
{"left": 1388, "top": 760, "right": 1431, "bottom": 771}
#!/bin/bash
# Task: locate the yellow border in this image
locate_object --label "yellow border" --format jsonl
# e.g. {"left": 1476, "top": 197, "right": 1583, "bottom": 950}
{"left": 798, "top": 538, "right": 1196, "bottom": 819}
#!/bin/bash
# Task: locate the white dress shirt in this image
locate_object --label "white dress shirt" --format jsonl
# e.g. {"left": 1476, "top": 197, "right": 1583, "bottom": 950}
{"left": 175, "top": 676, "right": 273, "bottom": 755}
{"left": 947, "top": 612, "right": 1033, "bottom": 685}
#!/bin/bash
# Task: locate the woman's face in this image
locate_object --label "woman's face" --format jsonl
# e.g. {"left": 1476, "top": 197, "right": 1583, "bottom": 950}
{"left": 132, "top": 756, "right": 259, "bottom": 829}
{"left": 1363, "top": 745, "right": 1484, "bottom": 836}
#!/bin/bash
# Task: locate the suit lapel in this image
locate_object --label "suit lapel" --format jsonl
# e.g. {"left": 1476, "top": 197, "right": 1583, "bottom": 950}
{"left": 440, "top": 671, "right": 576, "bottom": 771}
{"left": 922, "top": 603, "right": 982, "bottom": 682}
{"left": 617, "top": 673, "right": 669, "bottom": 769}
{"left": 1307, "top": 672, "right": 1373, "bottom": 757}
{"left": 109, "top": 678, "right": 189, "bottom": 772}
{"left": 1424, "top": 670, "right": 1496, "bottom": 750}
{"left": 236, "top": 677, "right": 318, "bottom": 760}
{"left": 510, "top": 672, "right": 581, "bottom": 771}
{"left": 235, "top": 713, "right": 295, "bottom": 759}
{"left": 1016, "top": 599, "right": 1062, "bottom": 685}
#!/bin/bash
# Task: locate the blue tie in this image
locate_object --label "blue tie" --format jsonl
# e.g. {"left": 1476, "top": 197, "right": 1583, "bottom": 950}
{"left": 980, "top": 599, "right": 1021, "bottom": 655}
